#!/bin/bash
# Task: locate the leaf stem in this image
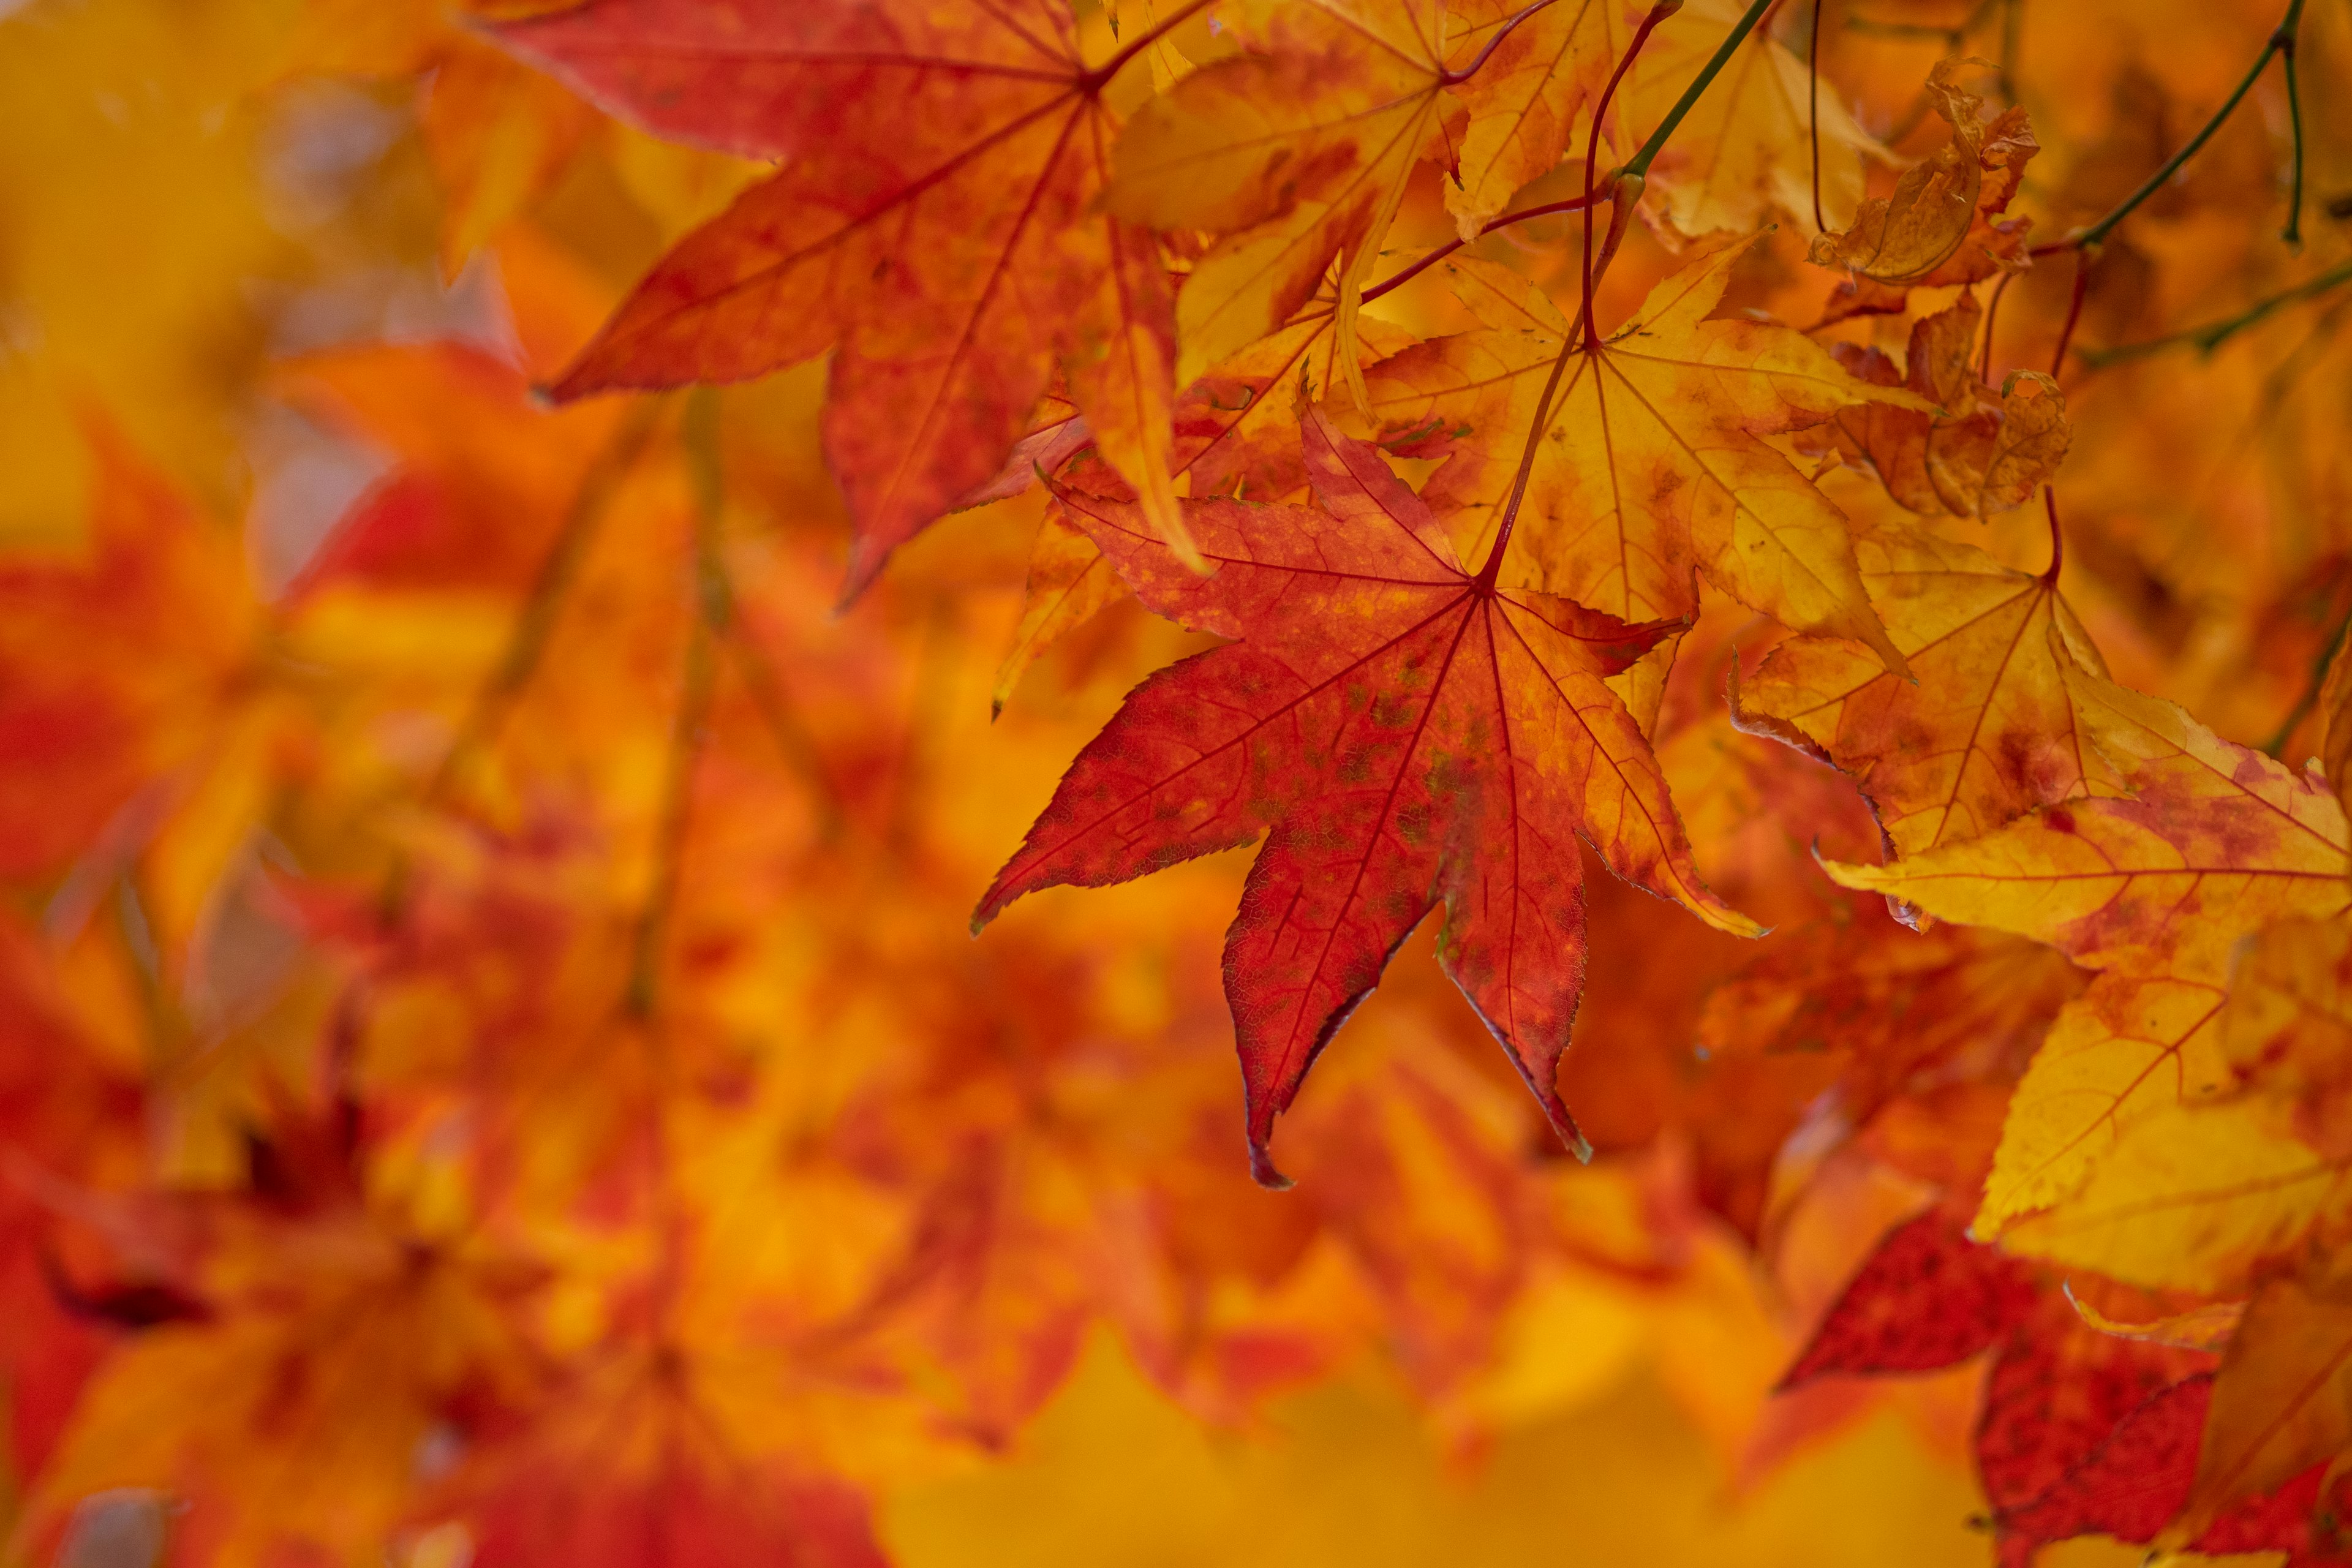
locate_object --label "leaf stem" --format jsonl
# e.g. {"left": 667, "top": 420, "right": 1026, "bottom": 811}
{"left": 2038, "top": 484, "right": 2062, "bottom": 586}
{"left": 1442, "top": 0, "right": 1560, "bottom": 85}
{"left": 1623, "top": 0, "right": 1774, "bottom": 182}
{"left": 2262, "top": 604, "right": 2352, "bottom": 757}
{"left": 626, "top": 389, "right": 725, "bottom": 1020}
{"left": 1979, "top": 270, "right": 2015, "bottom": 382}
{"left": 1081, "top": 0, "right": 1215, "bottom": 92}
{"left": 1474, "top": 327, "right": 1581, "bottom": 592}
{"left": 1476, "top": 0, "right": 1728, "bottom": 589}
{"left": 2049, "top": 246, "right": 2090, "bottom": 376}
{"left": 1584, "top": 3, "right": 1677, "bottom": 350}
{"left": 423, "top": 396, "right": 667, "bottom": 813}
{"left": 1808, "top": 0, "right": 1824, "bottom": 233}
{"left": 2080, "top": 258, "right": 2352, "bottom": 366}
{"left": 1360, "top": 190, "right": 1609, "bottom": 306}
{"left": 2280, "top": 15, "right": 2305, "bottom": 246}
{"left": 2072, "top": 0, "right": 2305, "bottom": 249}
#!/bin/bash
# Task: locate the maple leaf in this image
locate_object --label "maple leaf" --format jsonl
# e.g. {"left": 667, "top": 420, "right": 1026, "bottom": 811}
{"left": 1988, "top": 918, "right": 2352, "bottom": 1295}
{"left": 1825, "top": 664, "right": 2352, "bottom": 1229}
{"left": 416, "top": 37, "right": 604, "bottom": 281}
{"left": 1778, "top": 1210, "right": 2039, "bottom": 1387}
{"left": 1362, "top": 246, "right": 1922, "bottom": 723}
{"left": 975, "top": 409, "right": 1760, "bottom": 1185}
{"left": 1733, "top": 510, "right": 2108, "bottom": 861}
{"left": 23, "top": 1202, "right": 532, "bottom": 1568}
{"left": 496, "top": 0, "right": 1196, "bottom": 592}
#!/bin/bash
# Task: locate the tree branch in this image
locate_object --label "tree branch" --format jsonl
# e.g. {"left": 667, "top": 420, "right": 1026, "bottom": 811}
{"left": 2079, "top": 259, "right": 2352, "bottom": 367}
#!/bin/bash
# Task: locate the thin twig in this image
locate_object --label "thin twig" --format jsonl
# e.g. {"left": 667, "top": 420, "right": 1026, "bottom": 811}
{"left": 625, "top": 390, "right": 724, "bottom": 1020}
{"left": 1808, "top": 0, "right": 1825, "bottom": 233}
{"left": 2280, "top": 15, "right": 2306, "bottom": 246}
{"left": 2038, "top": 485, "right": 2063, "bottom": 585}
{"left": 1980, "top": 271, "right": 2016, "bottom": 383}
{"left": 2263, "top": 606, "right": 2352, "bottom": 757}
{"left": 1442, "top": 0, "right": 1561, "bottom": 85}
{"left": 1585, "top": 3, "right": 1677, "bottom": 350}
{"left": 2074, "top": 0, "right": 2305, "bottom": 250}
{"left": 377, "top": 394, "right": 668, "bottom": 927}
{"left": 1361, "top": 189, "right": 1609, "bottom": 306}
{"left": 423, "top": 396, "right": 668, "bottom": 811}
{"left": 2050, "top": 247, "right": 2091, "bottom": 376}
{"left": 1468, "top": 6, "right": 1675, "bottom": 587}
{"left": 2079, "top": 258, "right": 2352, "bottom": 367}
{"left": 726, "top": 626, "right": 849, "bottom": 845}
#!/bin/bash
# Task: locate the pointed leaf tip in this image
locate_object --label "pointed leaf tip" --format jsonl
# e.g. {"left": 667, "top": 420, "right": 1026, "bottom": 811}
{"left": 1248, "top": 1141, "right": 1295, "bottom": 1191}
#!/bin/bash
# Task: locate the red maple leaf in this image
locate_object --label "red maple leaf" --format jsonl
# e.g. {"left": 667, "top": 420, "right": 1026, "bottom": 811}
{"left": 974, "top": 410, "right": 1757, "bottom": 1185}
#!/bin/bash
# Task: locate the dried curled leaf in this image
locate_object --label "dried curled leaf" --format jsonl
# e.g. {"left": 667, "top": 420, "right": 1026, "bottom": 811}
{"left": 1807, "top": 293, "right": 2074, "bottom": 518}
{"left": 1809, "top": 60, "right": 2035, "bottom": 286}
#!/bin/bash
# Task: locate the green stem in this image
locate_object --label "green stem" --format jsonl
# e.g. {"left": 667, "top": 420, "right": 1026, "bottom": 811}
{"left": 1624, "top": 0, "right": 1775, "bottom": 181}
{"left": 2281, "top": 18, "right": 2305, "bottom": 245}
{"left": 2076, "top": 0, "right": 2304, "bottom": 248}
{"left": 2079, "top": 258, "right": 2352, "bottom": 366}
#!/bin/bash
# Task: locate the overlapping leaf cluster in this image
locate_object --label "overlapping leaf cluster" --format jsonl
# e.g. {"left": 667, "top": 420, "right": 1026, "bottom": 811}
{"left": 4, "top": 0, "right": 2351, "bottom": 1563}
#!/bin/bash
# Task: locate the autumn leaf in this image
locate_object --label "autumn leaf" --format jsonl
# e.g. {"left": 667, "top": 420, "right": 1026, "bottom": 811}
{"left": 440, "top": 1340, "right": 889, "bottom": 1568}
{"left": 1809, "top": 59, "right": 2037, "bottom": 287}
{"left": 1698, "top": 917, "right": 2082, "bottom": 1138}
{"left": 2179, "top": 1265, "right": 2352, "bottom": 1537}
{"left": 1362, "top": 244, "right": 1922, "bottom": 723}
{"left": 992, "top": 305, "right": 1422, "bottom": 712}
{"left": 15, "top": 0, "right": 2352, "bottom": 1559}
{"left": 1989, "top": 918, "right": 2352, "bottom": 1294}
{"left": 1801, "top": 293, "right": 2074, "bottom": 520}
{"left": 1778, "top": 1210, "right": 2038, "bottom": 1387}
{"left": 417, "top": 37, "right": 602, "bottom": 281}
{"left": 1825, "top": 665, "right": 2352, "bottom": 1229}
{"left": 495, "top": 0, "right": 1194, "bottom": 592}
{"left": 1733, "top": 509, "right": 2107, "bottom": 861}
{"left": 1102, "top": 0, "right": 1539, "bottom": 409}
{"left": 976, "top": 409, "right": 1760, "bottom": 1185}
